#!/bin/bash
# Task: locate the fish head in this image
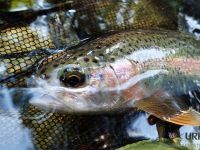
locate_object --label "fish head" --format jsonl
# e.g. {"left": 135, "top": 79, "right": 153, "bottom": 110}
{"left": 30, "top": 52, "right": 124, "bottom": 113}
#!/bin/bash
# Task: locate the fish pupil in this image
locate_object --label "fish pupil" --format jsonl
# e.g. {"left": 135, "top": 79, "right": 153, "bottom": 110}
{"left": 60, "top": 72, "right": 85, "bottom": 87}
{"left": 67, "top": 75, "right": 80, "bottom": 87}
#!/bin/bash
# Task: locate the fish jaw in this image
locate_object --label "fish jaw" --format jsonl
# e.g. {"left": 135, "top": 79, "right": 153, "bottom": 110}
{"left": 28, "top": 84, "right": 124, "bottom": 113}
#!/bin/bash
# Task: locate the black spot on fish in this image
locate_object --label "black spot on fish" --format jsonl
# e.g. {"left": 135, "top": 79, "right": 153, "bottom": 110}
{"left": 99, "top": 53, "right": 104, "bottom": 57}
{"left": 111, "top": 57, "right": 115, "bottom": 61}
{"left": 79, "top": 53, "right": 83, "bottom": 57}
{"left": 126, "top": 51, "right": 131, "bottom": 55}
{"left": 92, "top": 58, "right": 98, "bottom": 63}
{"left": 135, "top": 60, "right": 139, "bottom": 64}
{"left": 96, "top": 45, "right": 101, "bottom": 49}
{"left": 84, "top": 57, "right": 89, "bottom": 62}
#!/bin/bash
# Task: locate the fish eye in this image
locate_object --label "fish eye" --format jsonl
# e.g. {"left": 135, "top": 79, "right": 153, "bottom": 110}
{"left": 59, "top": 70, "right": 85, "bottom": 87}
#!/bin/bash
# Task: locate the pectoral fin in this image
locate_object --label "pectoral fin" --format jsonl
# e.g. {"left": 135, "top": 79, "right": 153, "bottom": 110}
{"left": 135, "top": 90, "right": 200, "bottom": 126}
{"left": 167, "top": 108, "right": 200, "bottom": 126}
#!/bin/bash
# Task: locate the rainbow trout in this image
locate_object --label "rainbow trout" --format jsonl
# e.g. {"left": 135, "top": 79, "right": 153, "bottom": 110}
{"left": 0, "top": 1, "right": 184, "bottom": 149}
{"left": 30, "top": 29, "right": 200, "bottom": 126}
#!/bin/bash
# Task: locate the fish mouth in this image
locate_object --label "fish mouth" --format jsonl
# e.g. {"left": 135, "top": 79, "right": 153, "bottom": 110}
{"left": 28, "top": 87, "right": 124, "bottom": 114}
{"left": 29, "top": 95, "right": 117, "bottom": 114}
{"left": 29, "top": 93, "right": 72, "bottom": 112}
{"left": 29, "top": 93, "right": 94, "bottom": 113}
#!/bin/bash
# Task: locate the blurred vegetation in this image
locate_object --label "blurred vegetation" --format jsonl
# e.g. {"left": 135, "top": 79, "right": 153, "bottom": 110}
{"left": 0, "top": 0, "right": 183, "bottom": 12}
{"left": 117, "top": 140, "right": 193, "bottom": 150}
{"left": 162, "top": 0, "right": 183, "bottom": 11}
{"left": 0, "top": 0, "right": 32, "bottom": 11}
{"left": 0, "top": 0, "right": 69, "bottom": 11}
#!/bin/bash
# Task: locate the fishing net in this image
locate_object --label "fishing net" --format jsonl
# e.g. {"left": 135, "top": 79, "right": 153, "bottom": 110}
{"left": 0, "top": 0, "right": 178, "bottom": 87}
{"left": 0, "top": 0, "right": 179, "bottom": 149}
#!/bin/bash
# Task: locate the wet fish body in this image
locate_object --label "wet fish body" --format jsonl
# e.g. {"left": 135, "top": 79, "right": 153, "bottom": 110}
{"left": 31, "top": 29, "right": 200, "bottom": 126}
